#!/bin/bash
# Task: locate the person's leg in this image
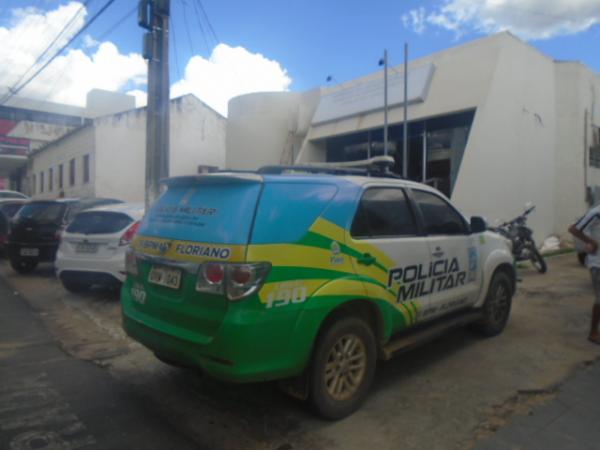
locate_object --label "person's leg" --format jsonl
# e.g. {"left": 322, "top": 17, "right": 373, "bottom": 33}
{"left": 589, "top": 268, "right": 600, "bottom": 344}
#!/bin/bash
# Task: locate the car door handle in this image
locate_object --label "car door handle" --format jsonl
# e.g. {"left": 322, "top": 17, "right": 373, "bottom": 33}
{"left": 432, "top": 250, "right": 445, "bottom": 258}
{"left": 357, "top": 253, "right": 376, "bottom": 266}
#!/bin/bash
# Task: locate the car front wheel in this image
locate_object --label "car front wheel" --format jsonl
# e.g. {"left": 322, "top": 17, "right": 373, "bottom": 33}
{"left": 473, "top": 271, "right": 513, "bottom": 336}
{"left": 309, "top": 316, "right": 376, "bottom": 420}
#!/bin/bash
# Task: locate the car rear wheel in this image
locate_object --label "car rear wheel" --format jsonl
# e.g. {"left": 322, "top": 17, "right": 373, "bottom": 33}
{"left": 473, "top": 271, "right": 513, "bottom": 336}
{"left": 309, "top": 316, "right": 376, "bottom": 420}
{"left": 10, "top": 258, "right": 38, "bottom": 274}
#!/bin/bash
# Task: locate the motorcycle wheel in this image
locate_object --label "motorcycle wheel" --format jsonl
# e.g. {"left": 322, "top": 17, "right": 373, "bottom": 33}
{"left": 530, "top": 247, "right": 547, "bottom": 274}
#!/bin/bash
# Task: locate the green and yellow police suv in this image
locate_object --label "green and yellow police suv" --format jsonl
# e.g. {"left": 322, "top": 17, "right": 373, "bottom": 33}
{"left": 122, "top": 160, "right": 515, "bottom": 419}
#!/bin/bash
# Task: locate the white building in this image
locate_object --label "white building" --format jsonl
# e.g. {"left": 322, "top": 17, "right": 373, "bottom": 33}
{"left": 0, "top": 89, "right": 136, "bottom": 192}
{"left": 30, "top": 94, "right": 226, "bottom": 202}
{"left": 226, "top": 32, "right": 600, "bottom": 240}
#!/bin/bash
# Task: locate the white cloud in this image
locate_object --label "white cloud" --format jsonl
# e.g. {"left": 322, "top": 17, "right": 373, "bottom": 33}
{"left": 170, "top": 43, "right": 292, "bottom": 116}
{"left": 0, "top": 2, "right": 146, "bottom": 106}
{"left": 403, "top": 0, "right": 600, "bottom": 40}
{"left": 402, "top": 7, "right": 427, "bottom": 35}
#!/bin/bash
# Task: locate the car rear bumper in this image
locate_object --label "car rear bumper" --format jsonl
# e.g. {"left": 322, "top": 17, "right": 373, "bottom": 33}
{"left": 56, "top": 249, "right": 127, "bottom": 282}
{"left": 5, "top": 242, "right": 58, "bottom": 262}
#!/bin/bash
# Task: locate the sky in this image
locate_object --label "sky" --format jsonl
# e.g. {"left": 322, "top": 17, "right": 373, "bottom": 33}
{"left": 0, "top": 0, "right": 599, "bottom": 116}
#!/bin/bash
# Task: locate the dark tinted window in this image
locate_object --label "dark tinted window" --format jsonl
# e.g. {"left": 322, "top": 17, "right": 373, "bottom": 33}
{"left": 413, "top": 190, "right": 467, "bottom": 235}
{"left": 351, "top": 188, "right": 417, "bottom": 238}
{"left": 66, "top": 211, "right": 133, "bottom": 234}
{"left": 0, "top": 203, "right": 24, "bottom": 217}
{"left": 15, "top": 202, "right": 67, "bottom": 224}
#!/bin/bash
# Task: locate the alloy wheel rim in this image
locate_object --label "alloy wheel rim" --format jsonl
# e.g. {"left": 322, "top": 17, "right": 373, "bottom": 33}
{"left": 491, "top": 282, "right": 509, "bottom": 324}
{"left": 324, "top": 334, "right": 367, "bottom": 401}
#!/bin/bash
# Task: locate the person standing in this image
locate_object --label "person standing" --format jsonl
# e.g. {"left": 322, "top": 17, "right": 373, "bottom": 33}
{"left": 569, "top": 206, "right": 600, "bottom": 345}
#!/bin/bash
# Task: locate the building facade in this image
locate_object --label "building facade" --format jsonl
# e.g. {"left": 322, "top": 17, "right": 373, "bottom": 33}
{"left": 0, "top": 89, "right": 136, "bottom": 192}
{"left": 225, "top": 32, "right": 600, "bottom": 241}
{"left": 30, "top": 94, "right": 226, "bottom": 202}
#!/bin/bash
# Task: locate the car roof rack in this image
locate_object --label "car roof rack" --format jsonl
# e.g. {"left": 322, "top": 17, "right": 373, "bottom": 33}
{"left": 258, "top": 156, "right": 401, "bottom": 178}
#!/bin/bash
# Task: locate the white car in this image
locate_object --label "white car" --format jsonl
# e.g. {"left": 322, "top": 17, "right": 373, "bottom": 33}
{"left": 56, "top": 203, "right": 144, "bottom": 292}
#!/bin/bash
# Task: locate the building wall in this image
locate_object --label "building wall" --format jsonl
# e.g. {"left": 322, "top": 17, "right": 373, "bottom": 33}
{"left": 450, "top": 35, "right": 557, "bottom": 241}
{"left": 226, "top": 91, "right": 320, "bottom": 170}
{"left": 93, "top": 95, "right": 226, "bottom": 202}
{"left": 29, "top": 126, "right": 96, "bottom": 199}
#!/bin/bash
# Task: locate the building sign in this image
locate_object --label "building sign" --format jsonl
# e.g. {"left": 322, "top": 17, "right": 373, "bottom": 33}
{"left": 312, "top": 63, "right": 435, "bottom": 125}
{"left": 0, "top": 119, "right": 29, "bottom": 156}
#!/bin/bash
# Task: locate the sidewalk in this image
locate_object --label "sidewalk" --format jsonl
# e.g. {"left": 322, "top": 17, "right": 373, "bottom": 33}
{"left": 474, "top": 359, "right": 600, "bottom": 450}
{"left": 0, "top": 276, "right": 202, "bottom": 450}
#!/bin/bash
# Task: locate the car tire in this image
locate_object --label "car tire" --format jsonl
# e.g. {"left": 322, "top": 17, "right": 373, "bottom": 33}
{"left": 62, "top": 279, "right": 91, "bottom": 293}
{"left": 473, "top": 271, "right": 513, "bottom": 337}
{"left": 309, "top": 316, "right": 376, "bottom": 420}
{"left": 10, "top": 258, "right": 38, "bottom": 274}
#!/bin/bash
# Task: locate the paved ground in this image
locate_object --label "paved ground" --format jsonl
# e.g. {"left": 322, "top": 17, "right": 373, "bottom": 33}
{"left": 474, "top": 360, "right": 600, "bottom": 450}
{"left": 1, "top": 254, "right": 599, "bottom": 449}
{"left": 0, "top": 276, "right": 202, "bottom": 450}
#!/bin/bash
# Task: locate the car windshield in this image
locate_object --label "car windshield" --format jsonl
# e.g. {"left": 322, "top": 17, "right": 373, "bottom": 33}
{"left": 66, "top": 211, "right": 133, "bottom": 234}
{"left": 15, "top": 202, "right": 67, "bottom": 224}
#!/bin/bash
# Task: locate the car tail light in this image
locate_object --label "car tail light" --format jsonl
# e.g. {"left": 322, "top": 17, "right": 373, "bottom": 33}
{"left": 125, "top": 248, "right": 139, "bottom": 276}
{"left": 196, "top": 262, "right": 271, "bottom": 301}
{"left": 119, "top": 221, "right": 140, "bottom": 246}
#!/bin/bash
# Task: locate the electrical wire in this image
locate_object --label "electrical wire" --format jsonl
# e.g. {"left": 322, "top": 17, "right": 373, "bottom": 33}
{"left": 5, "top": 0, "right": 93, "bottom": 99}
{"left": 1, "top": 0, "right": 117, "bottom": 105}
{"left": 170, "top": 14, "right": 183, "bottom": 80}
{"left": 190, "top": 0, "right": 211, "bottom": 54}
{"left": 180, "top": 0, "right": 197, "bottom": 56}
{"left": 41, "top": 2, "right": 137, "bottom": 103}
{"left": 195, "top": 0, "right": 219, "bottom": 44}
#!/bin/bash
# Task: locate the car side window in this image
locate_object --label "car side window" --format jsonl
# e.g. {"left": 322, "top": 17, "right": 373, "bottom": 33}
{"left": 351, "top": 188, "right": 418, "bottom": 238}
{"left": 412, "top": 189, "right": 468, "bottom": 235}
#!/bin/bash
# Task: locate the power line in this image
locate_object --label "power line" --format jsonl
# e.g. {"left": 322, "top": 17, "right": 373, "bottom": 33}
{"left": 6, "top": 0, "right": 92, "bottom": 100}
{"left": 1, "top": 0, "right": 117, "bottom": 105}
{"left": 195, "top": 0, "right": 219, "bottom": 44}
{"left": 42, "top": 2, "right": 138, "bottom": 103}
{"left": 170, "top": 14, "right": 183, "bottom": 80}
{"left": 181, "top": 0, "right": 197, "bottom": 55}
{"left": 190, "top": 0, "right": 211, "bottom": 54}
{"left": 95, "top": 3, "right": 136, "bottom": 42}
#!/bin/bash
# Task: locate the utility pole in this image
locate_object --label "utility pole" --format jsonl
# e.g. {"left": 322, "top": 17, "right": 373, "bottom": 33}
{"left": 403, "top": 42, "right": 408, "bottom": 179}
{"left": 139, "top": 0, "right": 170, "bottom": 211}
{"left": 379, "top": 50, "right": 389, "bottom": 158}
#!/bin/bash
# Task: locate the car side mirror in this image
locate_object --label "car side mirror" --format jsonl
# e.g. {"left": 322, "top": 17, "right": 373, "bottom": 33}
{"left": 470, "top": 216, "right": 487, "bottom": 233}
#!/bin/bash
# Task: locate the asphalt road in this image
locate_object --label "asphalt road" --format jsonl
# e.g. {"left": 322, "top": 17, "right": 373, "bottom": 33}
{"left": 1, "top": 254, "right": 599, "bottom": 450}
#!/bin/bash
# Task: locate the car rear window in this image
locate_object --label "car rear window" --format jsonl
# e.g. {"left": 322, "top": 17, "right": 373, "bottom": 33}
{"left": 66, "top": 211, "right": 133, "bottom": 234}
{"left": 0, "top": 203, "right": 24, "bottom": 218}
{"left": 15, "top": 202, "right": 66, "bottom": 224}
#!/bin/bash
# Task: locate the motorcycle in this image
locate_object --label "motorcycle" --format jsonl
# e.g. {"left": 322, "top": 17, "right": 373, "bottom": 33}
{"left": 491, "top": 204, "right": 547, "bottom": 273}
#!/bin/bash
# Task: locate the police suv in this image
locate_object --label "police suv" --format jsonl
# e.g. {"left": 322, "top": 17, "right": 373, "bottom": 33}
{"left": 121, "top": 157, "right": 515, "bottom": 419}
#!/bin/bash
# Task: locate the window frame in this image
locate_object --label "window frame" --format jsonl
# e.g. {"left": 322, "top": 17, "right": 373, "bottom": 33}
{"left": 350, "top": 186, "right": 421, "bottom": 240}
{"left": 408, "top": 188, "right": 470, "bottom": 236}
{"left": 48, "top": 167, "right": 53, "bottom": 191}
{"left": 39, "top": 171, "right": 44, "bottom": 193}
{"left": 58, "top": 163, "right": 64, "bottom": 189}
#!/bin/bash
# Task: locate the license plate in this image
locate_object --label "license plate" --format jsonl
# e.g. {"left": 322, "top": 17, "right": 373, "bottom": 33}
{"left": 75, "top": 243, "right": 98, "bottom": 254}
{"left": 148, "top": 265, "right": 182, "bottom": 289}
{"left": 20, "top": 248, "right": 39, "bottom": 257}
